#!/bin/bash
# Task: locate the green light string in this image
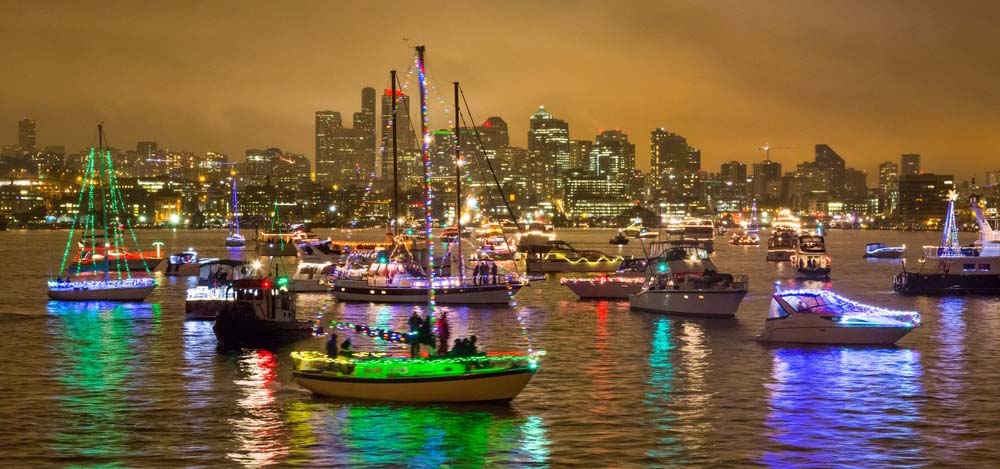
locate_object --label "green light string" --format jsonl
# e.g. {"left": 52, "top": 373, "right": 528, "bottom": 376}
{"left": 106, "top": 150, "right": 131, "bottom": 279}
{"left": 105, "top": 149, "right": 149, "bottom": 276}
{"left": 79, "top": 150, "right": 98, "bottom": 276}
{"left": 101, "top": 150, "right": 122, "bottom": 279}
{"left": 58, "top": 149, "right": 92, "bottom": 274}
{"left": 98, "top": 147, "right": 111, "bottom": 279}
{"left": 108, "top": 151, "right": 146, "bottom": 278}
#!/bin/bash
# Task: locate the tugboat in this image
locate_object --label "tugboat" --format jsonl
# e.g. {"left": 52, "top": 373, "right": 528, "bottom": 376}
{"left": 560, "top": 258, "right": 647, "bottom": 299}
{"left": 894, "top": 191, "right": 1000, "bottom": 295}
{"left": 628, "top": 246, "right": 748, "bottom": 317}
{"left": 213, "top": 276, "right": 315, "bottom": 348}
{"left": 758, "top": 285, "right": 921, "bottom": 344}
{"left": 864, "top": 242, "right": 905, "bottom": 259}
{"left": 790, "top": 233, "right": 831, "bottom": 279}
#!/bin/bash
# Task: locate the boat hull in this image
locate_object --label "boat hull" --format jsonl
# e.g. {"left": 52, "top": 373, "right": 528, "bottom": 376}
{"left": 48, "top": 284, "right": 155, "bottom": 302}
{"left": 564, "top": 280, "right": 643, "bottom": 299}
{"left": 258, "top": 243, "right": 298, "bottom": 257}
{"left": 767, "top": 250, "right": 794, "bottom": 262}
{"left": 893, "top": 271, "right": 1000, "bottom": 296}
{"left": 164, "top": 263, "right": 200, "bottom": 276}
{"left": 864, "top": 251, "right": 904, "bottom": 259}
{"left": 758, "top": 317, "right": 913, "bottom": 345}
{"left": 526, "top": 259, "right": 621, "bottom": 273}
{"left": 293, "top": 279, "right": 330, "bottom": 293}
{"left": 333, "top": 280, "right": 521, "bottom": 304}
{"left": 293, "top": 368, "right": 536, "bottom": 403}
{"left": 185, "top": 299, "right": 226, "bottom": 320}
{"left": 629, "top": 288, "right": 746, "bottom": 317}
{"left": 213, "top": 308, "right": 315, "bottom": 348}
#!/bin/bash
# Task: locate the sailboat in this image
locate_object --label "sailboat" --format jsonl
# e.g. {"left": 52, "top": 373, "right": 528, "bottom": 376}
{"left": 48, "top": 124, "right": 157, "bottom": 301}
{"left": 294, "top": 47, "right": 542, "bottom": 403}
{"left": 225, "top": 176, "right": 246, "bottom": 248}
{"left": 332, "top": 63, "right": 526, "bottom": 305}
{"left": 730, "top": 199, "right": 761, "bottom": 246}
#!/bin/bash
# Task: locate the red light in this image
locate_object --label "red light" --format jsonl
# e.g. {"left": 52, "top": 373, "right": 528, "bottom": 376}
{"left": 384, "top": 89, "right": 406, "bottom": 97}
{"left": 483, "top": 120, "right": 491, "bottom": 128}
{"left": 262, "top": 280, "right": 271, "bottom": 289}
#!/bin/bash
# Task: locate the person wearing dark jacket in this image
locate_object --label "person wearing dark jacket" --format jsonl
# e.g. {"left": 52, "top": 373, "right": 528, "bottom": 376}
{"left": 326, "top": 333, "right": 338, "bottom": 358}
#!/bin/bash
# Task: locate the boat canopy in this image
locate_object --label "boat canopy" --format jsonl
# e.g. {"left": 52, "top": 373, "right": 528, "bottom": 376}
{"left": 797, "top": 235, "right": 826, "bottom": 253}
{"left": 770, "top": 290, "right": 920, "bottom": 326}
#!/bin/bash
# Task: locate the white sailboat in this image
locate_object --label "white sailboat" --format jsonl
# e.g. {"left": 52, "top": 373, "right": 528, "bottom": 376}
{"left": 225, "top": 176, "right": 246, "bottom": 248}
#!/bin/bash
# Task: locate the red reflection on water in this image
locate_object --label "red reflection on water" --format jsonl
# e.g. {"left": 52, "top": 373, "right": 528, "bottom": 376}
{"left": 228, "top": 349, "right": 288, "bottom": 467}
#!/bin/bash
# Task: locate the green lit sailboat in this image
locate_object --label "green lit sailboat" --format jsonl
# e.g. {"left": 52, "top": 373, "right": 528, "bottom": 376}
{"left": 48, "top": 124, "right": 156, "bottom": 301}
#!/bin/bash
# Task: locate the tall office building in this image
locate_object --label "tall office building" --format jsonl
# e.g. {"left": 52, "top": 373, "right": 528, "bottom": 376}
{"left": 878, "top": 161, "right": 899, "bottom": 214}
{"left": 752, "top": 159, "right": 782, "bottom": 203}
{"left": 650, "top": 128, "right": 700, "bottom": 202}
{"left": 350, "top": 87, "right": 377, "bottom": 179}
{"left": 720, "top": 160, "right": 747, "bottom": 184}
{"left": 528, "top": 106, "right": 570, "bottom": 173}
{"left": 479, "top": 117, "right": 510, "bottom": 151}
{"left": 901, "top": 154, "right": 920, "bottom": 176}
{"left": 18, "top": 118, "right": 36, "bottom": 151}
{"left": 568, "top": 140, "right": 594, "bottom": 171}
{"left": 898, "top": 173, "right": 953, "bottom": 224}
{"left": 315, "top": 111, "right": 343, "bottom": 186}
{"left": 379, "top": 89, "right": 417, "bottom": 181}
{"left": 814, "top": 144, "right": 846, "bottom": 196}
{"left": 244, "top": 148, "right": 278, "bottom": 185}
{"left": 590, "top": 130, "right": 635, "bottom": 178}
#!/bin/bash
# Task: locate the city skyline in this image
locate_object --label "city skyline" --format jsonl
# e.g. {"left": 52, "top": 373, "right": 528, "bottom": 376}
{"left": 3, "top": 2, "right": 999, "bottom": 181}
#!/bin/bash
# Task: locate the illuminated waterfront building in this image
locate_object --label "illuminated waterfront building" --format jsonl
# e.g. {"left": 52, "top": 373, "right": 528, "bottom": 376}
{"left": 528, "top": 106, "right": 569, "bottom": 197}
{"left": 379, "top": 89, "right": 417, "bottom": 181}
{"left": 878, "top": 161, "right": 899, "bottom": 214}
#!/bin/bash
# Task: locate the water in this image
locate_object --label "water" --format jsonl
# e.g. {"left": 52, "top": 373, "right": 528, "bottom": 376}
{"left": 2, "top": 228, "right": 1000, "bottom": 467}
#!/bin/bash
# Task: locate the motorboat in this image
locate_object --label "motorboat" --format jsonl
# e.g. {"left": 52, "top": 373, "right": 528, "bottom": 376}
{"left": 560, "top": 258, "right": 647, "bottom": 299}
{"left": 767, "top": 229, "right": 797, "bottom": 262}
{"left": 213, "top": 277, "right": 315, "bottom": 349}
{"left": 609, "top": 231, "right": 630, "bottom": 246}
{"left": 291, "top": 261, "right": 334, "bottom": 293}
{"left": 333, "top": 264, "right": 525, "bottom": 304}
{"left": 523, "top": 240, "right": 624, "bottom": 273}
{"left": 628, "top": 246, "right": 748, "bottom": 317}
{"left": 894, "top": 191, "right": 1000, "bottom": 295}
{"left": 790, "top": 234, "right": 831, "bottom": 279}
{"left": 292, "top": 350, "right": 542, "bottom": 403}
{"left": 757, "top": 287, "right": 920, "bottom": 345}
{"left": 864, "top": 242, "right": 905, "bottom": 259}
{"left": 257, "top": 226, "right": 318, "bottom": 257}
{"left": 622, "top": 220, "right": 658, "bottom": 239}
{"left": 47, "top": 124, "right": 157, "bottom": 302}
{"left": 517, "top": 222, "right": 557, "bottom": 247}
{"left": 164, "top": 249, "right": 219, "bottom": 276}
{"left": 185, "top": 260, "right": 255, "bottom": 320}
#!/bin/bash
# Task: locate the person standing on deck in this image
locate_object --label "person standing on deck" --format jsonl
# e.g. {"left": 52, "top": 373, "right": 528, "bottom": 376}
{"left": 437, "top": 312, "right": 451, "bottom": 355}
{"left": 408, "top": 310, "right": 423, "bottom": 358}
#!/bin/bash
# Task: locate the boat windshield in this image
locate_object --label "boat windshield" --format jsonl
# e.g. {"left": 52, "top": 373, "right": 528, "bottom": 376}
{"left": 774, "top": 291, "right": 921, "bottom": 326}
{"left": 798, "top": 236, "right": 826, "bottom": 252}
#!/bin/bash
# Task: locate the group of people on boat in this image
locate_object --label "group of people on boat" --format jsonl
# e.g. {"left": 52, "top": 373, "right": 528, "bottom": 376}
{"left": 325, "top": 333, "right": 353, "bottom": 358}
{"left": 472, "top": 260, "right": 500, "bottom": 285}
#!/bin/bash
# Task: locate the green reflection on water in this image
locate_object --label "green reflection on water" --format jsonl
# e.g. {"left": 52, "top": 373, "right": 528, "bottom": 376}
{"left": 47, "top": 302, "right": 157, "bottom": 467}
{"left": 645, "top": 318, "right": 680, "bottom": 459}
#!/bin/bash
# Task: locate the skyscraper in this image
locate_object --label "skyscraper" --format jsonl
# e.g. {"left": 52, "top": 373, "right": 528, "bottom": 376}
{"left": 898, "top": 173, "right": 953, "bottom": 225}
{"left": 315, "top": 110, "right": 343, "bottom": 186}
{"left": 591, "top": 130, "right": 635, "bottom": 178}
{"left": 720, "top": 160, "right": 747, "bottom": 184}
{"left": 901, "top": 154, "right": 920, "bottom": 176}
{"left": 528, "top": 106, "right": 570, "bottom": 173}
{"left": 479, "top": 117, "right": 510, "bottom": 150}
{"left": 878, "top": 161, "right": 899, "bottom": 213}
{"left": 814, "top": 144, "right": 846, "bottom": 196}
{"left": 650, "top": 128, "right": 701, "bottom": 202}
{"left": 752, "top": 160, "right": 782, "bottom": 203}
{"left": 568, "top": 140, "right": 594, "bottom": 171}
{"left": 18, "top": 118, "right": 36, "bottom": 151}
{"left": 380, "top": 89, "right": 417, "bottom": 181}
{"left": 351, "top": 87, "right": 377, "bottom": 178}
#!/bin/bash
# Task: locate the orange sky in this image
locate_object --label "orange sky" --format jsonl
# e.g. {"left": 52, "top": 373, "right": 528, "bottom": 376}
{"left": 2, "top": 1, "right": 999, "bottom": 184}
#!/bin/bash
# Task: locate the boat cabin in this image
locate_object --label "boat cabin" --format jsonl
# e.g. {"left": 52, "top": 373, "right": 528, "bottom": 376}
{"left": 227, "top": 278, "right": 296, "bottom": 322}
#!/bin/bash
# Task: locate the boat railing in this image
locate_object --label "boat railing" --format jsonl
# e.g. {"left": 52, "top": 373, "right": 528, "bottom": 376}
{"left": 925, "top": 245, "right": 980, "bottom": 258}
{"left": 732, "top": 274, "right": 749, "bottom": 290}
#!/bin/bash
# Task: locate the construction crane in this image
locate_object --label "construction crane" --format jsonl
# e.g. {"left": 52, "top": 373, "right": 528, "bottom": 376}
{"left": 758, "top": 143, "right": 794, "bottom": 161}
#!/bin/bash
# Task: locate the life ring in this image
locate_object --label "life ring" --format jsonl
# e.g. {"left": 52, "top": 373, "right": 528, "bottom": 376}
{"left": 938, "top": 261, "right": 951, "bottom": 275}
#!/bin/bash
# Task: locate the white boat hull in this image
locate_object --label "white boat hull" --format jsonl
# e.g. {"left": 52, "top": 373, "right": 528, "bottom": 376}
{"left": 48, "top": 285, "right": 155, "bottom": 302}
{"left": 758, "top": 317, "right": 913, "bottom": 345}
{"left": 293, "top": 368, "right": 536, "bottom": 403}
{"left": 629, "top": 288, "right": 746, "bottom": 317}
{"left": 526, "top": 259, "right": 621, "bottom": 273}
{"left": 293, "top": 279, "right": 329, "bottom": 293}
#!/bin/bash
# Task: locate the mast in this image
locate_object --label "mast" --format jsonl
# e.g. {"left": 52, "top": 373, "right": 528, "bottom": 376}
{"left": 416, "top": 45, "right": 435, "bottom": 319}
{"left": 231, "top": 175, "right": 240, "bottom": 236}
{"left": 97, "top": 123, "right": 110, "bottom": 281}
{"left": 454, "top": 81, "right": 463, "bottom": 282}
{"left": 391, "top": 69, "right": 399, "bottom": 237}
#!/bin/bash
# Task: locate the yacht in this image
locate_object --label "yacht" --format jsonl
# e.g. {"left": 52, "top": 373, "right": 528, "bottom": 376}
{"left": 257, "top": 226, "right": 318, "bottom": 257}
{"left": 766, "top": 229, "right": 797, "bottom": 262}
{"left": 225, "top": 176, "right": 246, "bottom": 248}
{"left": 164, "top": 249, "right": 219, "bottom": 276}
{"left": 560, "top": 258, "right": 647, "bottom": 299}
{"left": 864, "top": 242, "right": 905, "bottom": 259}
{"left": 730, "top": 200, "right": 761, "bottom": 246}
{"left": 333, "top": 262, "right": 525, "bottom": 304}
{"left": 758, "top": 287, "right": 920, "bottom": 345}
{"left": 894, "top": 192, "right": 1000, "bottom": 295}
{"left": 622, "top": 220, "right": 658, "bottom": 239}
{"left": 790, "top": 233, "right": 831, "bottom": 278}
{"left": 524, "top": 240, "right": 624, "bottom": 273}
{"left": 628, "top": 246, "right": 748, "bottom": 317}
{"left": 213, "top": 277, "right": 315, "bottom": 349}
{"left": 517, "top": 222, "right": 557, "bottom": 247}
{"left": 185, "top": 260, "right": 255, "bottom": 320}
